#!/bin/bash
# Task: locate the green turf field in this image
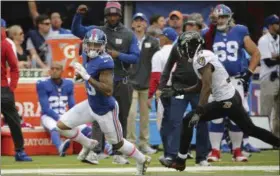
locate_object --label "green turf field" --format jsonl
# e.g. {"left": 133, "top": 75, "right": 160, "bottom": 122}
{"left": 1, "top": 150, "right": 279, "bottom": 176}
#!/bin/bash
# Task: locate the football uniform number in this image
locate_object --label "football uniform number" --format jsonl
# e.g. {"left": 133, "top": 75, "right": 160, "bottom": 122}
{"left": 87, "top": 84, "right": 96, "bottom": 96}
{"left": 49, "top": 96, "right": 68, "bottom": 114}
{"left": 213, "top": 41, "right": 238, "bottom": 62}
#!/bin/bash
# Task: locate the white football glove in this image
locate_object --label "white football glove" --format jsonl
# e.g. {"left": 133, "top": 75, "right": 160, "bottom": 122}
{"left": 72, "top": 62, "right": 90, "bottom": 81}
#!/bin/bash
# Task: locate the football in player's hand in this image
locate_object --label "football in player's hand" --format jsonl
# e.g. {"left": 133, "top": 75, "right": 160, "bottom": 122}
{"left": 74, "top": 73, "right": 83, "bottom": 81}
{"left": 77, "top": 4, "right": 88, "bottom": 15}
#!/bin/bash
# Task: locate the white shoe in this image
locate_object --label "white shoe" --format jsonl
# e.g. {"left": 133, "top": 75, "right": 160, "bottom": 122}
{"left": 98, "top": 153, "right": 110, "bottom": 160}
{"left": 77, "top": 146, "right": 90, "bottom": 161}
{"left": 140, "top": 146, "right": 157, "bottom": 155}
{"left": 195, "top": 160, "right": 211, "bottom": 166}
{"left": 112, "top": 155, "right": 130, "bottom": 164}
{"left": 242, "top": 151, "right": 252, "bottom": 158}
{"left": 136, "top": 155, "right": 151, "bottom": 175}
{"left": 84, "top": 151, "right": 99, "bottom": 165}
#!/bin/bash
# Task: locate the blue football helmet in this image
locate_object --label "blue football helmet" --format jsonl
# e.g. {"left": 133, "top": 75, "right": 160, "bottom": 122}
{"left": 214, "top": 4, "right": 233, "bottom": 31}
{"left": 83, "top": 29, "right": 107, "bottom": 58}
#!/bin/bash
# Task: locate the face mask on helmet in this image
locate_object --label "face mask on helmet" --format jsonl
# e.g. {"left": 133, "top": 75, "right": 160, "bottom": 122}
{"left": 217, "top": 15, "right": 232, "bottom": 31}
{"left": 177, "top": 33, "right": 203, "bottom": 60}
{"left": 83, "top": 39, "right": 105, "bottom": 58}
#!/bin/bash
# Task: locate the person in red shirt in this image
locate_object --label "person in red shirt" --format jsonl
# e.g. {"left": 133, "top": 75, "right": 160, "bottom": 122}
{"left": 1, "top": 26, "right": 32, "bottom": 161}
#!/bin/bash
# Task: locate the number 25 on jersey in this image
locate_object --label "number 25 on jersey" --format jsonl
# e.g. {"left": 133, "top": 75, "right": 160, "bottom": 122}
{"left": 213, "top": 41, "right": 239, "bottom": 62}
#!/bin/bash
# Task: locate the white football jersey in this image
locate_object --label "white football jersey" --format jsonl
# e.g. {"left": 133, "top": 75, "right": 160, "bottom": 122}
{"left": 193, "top": 50, "right": 235, "bottom": 101}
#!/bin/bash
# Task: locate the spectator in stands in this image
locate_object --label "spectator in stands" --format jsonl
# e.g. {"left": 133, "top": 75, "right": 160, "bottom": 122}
{"left": 1, "top": 28, "right": 32, "bottom": 162}
{"left": 258, "top": 14, "right": 280, "bottom": 138}
{"left": 26, "top": 14, "right": 51, "bottom": 68}
{"left": 149, "top": 14, "right": 166, "bottom": 30}
{"left": 50, "top": 12, "right": 71, "bottom": 34}
{"left": 127, "top": 12, "right": 160, "bottom": 155}
{"left": 28, "top": 1, "right": 71, "bottom": 34}
{"left": 168, "top": 10, "right": 183, "bottom": 35}
{"left": 184, "top": 13, "right": 208, "bottom": 31}
{"left": 146, "top": 26, "right": 162, "bottom": 38}
{"left": 71, "top": 2, "right": 140, "bottom": 165}
{"left": 8, "top": 25, "right": 31, "bottom": 69}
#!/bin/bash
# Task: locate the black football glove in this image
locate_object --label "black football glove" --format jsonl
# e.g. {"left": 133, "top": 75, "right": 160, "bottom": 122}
{"left": 160, "top": 87, "right": 176, "bottom": 98}
{"left": 160, "top": 86, "right": 185, "bottom": 98}
{"left": 237, "top": 69, "right": 253, "bottom": 94}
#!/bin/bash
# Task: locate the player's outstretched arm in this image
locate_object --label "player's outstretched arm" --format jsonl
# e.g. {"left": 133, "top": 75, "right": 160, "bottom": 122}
{"left": 197, "top": 63, "right": 212, "bottom": 106}
{"left": 87, "top": 69, "right": 113, "bottom": 97}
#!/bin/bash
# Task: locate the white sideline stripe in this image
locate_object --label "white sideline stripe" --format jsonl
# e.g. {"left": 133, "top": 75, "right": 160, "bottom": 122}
{"left": 2, "top": 166, "right": 279, "bottom": 174}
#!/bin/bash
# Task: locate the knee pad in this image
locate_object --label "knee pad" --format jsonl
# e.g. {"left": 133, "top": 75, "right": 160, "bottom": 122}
{"left": 229, "top": 120, "right": 242, "bottom": 132}
{"left": 81, "top": 126, "right": 92, "bottom": 138}
{"left": 209, "top": 118, "right": 224, "bottom": 132}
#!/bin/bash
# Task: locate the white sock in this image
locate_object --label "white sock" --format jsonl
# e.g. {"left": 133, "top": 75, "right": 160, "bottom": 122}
{"left": 221, "top": 139, "right": 227, "bottom": 145}
{"left": 178, "top": 153, "right": 188, "bottom": 159}
{"left": 209, "top": 132, "right": 223, "bottom": 150}
{"left": 229, "top": 131, "right": 243, "bottom": 150}
{"left": 243, "top": 137, "right": 249, "bottom": 146}
{"left": 57, "top": 127, "right": 96, "bottom": 150}
{"left": 118, "top": 139, "right": 145, "bottom": 163}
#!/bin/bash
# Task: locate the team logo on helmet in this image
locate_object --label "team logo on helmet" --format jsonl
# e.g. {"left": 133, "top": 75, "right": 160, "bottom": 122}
{"left": 197, "top": 56, "right": 206, "bottom": 66}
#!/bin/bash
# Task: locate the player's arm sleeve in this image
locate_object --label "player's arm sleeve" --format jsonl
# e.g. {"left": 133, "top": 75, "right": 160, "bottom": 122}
{"left": 239, "top": 25, "right": 250, "bottom": 38}
{"left": 117, "top": 34, "right": 140, "bottom": 64}
{"left": 158, "top": 45, "right": 177, "bottom": 89}
{"left": 36, "top": 82, "right": 60, "bottom": 120}
{"left": 67, "top": 82, "right": 76, "bottom": 109}
{"left": 71, "top": 14, "right": 96, "bottom": 39}
{"left": 98, "top": 58, "right": 114, "bottom": 71}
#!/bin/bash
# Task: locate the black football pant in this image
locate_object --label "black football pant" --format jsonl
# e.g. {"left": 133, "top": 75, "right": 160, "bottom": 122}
{"left": 1, "top": 87, "right": 24, "bottom": 152}
{"left": 179, "top": 90, "right": 280, "bottom": 155}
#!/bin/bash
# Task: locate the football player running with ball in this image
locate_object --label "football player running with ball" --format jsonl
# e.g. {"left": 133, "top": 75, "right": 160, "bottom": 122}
{"left": 56, "top": 29, "right": 151, "bottom": 176}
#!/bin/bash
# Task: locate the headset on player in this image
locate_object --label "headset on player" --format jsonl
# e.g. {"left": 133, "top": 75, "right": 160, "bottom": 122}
{"left": 83, "top": 29, "right": 107, "bottom": 58}
{"left": 214, "top": 4, "right": 234, "bottom": 31}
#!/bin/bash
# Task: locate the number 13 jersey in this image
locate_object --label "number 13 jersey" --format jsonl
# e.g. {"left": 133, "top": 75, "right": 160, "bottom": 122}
{"left": 212, "top": 25, "right": 249, "bottom": 76}
{"left": 82, "top": 53, "right": 116, "bottom": 115}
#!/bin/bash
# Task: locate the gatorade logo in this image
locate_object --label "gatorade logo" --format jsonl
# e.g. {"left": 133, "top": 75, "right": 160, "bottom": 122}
{"left": 24, "top": 138, "right": 53, "bottom": 146}
{"left": 63, "top": 45, "right": 76, "bottom": 59}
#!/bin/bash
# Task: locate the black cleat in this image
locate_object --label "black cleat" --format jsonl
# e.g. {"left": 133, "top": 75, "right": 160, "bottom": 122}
{"left": 159, "top": 157, "right": 173, "bottom": 168}
{"left": 170, "top": 157, "right": 186, "bottom": 172}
